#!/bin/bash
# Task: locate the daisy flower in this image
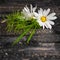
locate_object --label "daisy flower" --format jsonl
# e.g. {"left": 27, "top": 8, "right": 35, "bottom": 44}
{"left": 22, "top": 4, "right": 37, "bottom": 20}
{"left": 34, "top": 8, "right": 57, "bottom": 29}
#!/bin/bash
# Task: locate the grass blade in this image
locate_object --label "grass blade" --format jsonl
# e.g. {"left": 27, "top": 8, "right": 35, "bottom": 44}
{"left": 12, "top": 26, "right": 32, "bottom": 45}
{"left": 27, "top": 29, "right": 35, "bottom": 43}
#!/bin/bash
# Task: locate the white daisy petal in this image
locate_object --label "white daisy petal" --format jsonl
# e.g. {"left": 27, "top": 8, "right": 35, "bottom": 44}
{"left": 33, "top": 6, "right": 37, "bottom": 12}
{"left": 47, "top": 13, "right": 56, "bottom": 17}
{"left": 25, "top": 5, "right": 30, "bottom": 12}
{"left": 43, "top": 24, "right": 45, "bottom": 29}
{"left": 44, "top": 23, "right": 49, "bottom": 28}
{"left": 37, "top": 20, "right": 43, "bottom": 26}
{"left": 45, "top": 8, "right": 50, "bottom": 16}
{"left": 48, "top": 21, "right": 55, "bottom": 25}
{"left": 40, "top": 8, "right": 43, "bottom": 12}
{"left": 43, "top": 9, "right": 46, "bottom": 16}
{"left": 30, "top": 4, "right": 32, "bottom": 13}
{"left": 38, "top": 8, "right": 43, "bottom": 15}
{"left": 34, "top": 12, "right": 38, "bottom": 17}
{"left": 42, "top": 8, "right": 50, "bottom": 16}
{"left": 47, "top": 16, "right": 57, "bottom": 20}
{"left": 24, "top": 7, "right": 28, "bottom": 12}
{"left": 46, "top": 22, "right": 52, "bottom": 29}
{"left": 38, "top": 10, "right": 42, "bottom": 16}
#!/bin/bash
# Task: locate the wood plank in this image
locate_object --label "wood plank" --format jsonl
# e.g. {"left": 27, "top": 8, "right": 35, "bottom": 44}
{"left": 0, "top": 43, "right": 60, "bottom": 58}
{"left": 0, "top": 29, "right": 60, "bottom": 43}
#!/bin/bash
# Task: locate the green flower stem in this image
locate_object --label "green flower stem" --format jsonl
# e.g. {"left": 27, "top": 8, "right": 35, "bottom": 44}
{"left": 27, "top": 21, "right": 37, "bottom": 43}
{"left": 12, "top": 24, "right": 33, "bottom": 45}
{"left": 27, "top": 29, "right": 36, "bottom": 43}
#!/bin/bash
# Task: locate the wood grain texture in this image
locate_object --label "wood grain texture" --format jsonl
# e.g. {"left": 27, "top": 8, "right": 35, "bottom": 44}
{"left": 0, "top": 43, "right": 60, "bottom": 60}
{"left": 0, "top": 29, "right": 60, "bottom": 43}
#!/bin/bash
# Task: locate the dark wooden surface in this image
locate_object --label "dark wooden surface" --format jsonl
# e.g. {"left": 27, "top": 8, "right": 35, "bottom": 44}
{"left": 0, "top": 0, "right": 60, "bottom": 60}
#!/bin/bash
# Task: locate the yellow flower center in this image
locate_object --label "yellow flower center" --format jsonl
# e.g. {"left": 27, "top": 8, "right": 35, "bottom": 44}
{"left": 40, "top": 16, "right": 46, "bottom": 22}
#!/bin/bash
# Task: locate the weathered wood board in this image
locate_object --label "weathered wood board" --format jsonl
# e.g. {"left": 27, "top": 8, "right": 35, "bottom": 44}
{"left": 0, "top": 0, "right": 60, "bottom": 60}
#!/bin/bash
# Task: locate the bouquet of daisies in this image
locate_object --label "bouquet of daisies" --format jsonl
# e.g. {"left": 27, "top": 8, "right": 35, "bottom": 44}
{"left": 2, "top": 4, "right": 57, "bottom": 45}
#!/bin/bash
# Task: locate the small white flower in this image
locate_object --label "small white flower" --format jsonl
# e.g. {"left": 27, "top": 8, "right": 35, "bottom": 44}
{"left": 22, "top": 4, "right": 37, "bottom": 20}
{"left": 34, "top": 8, "right": 57, "bottom": 29}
